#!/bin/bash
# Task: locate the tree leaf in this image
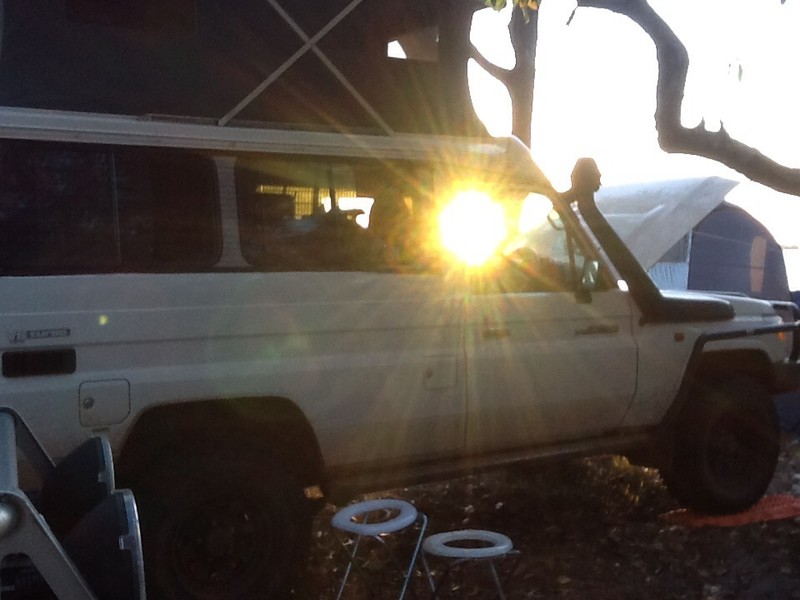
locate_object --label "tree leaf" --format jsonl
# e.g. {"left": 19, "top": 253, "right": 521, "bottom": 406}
{"left": 486, "top": 0, "right": 539, "bottom": 11}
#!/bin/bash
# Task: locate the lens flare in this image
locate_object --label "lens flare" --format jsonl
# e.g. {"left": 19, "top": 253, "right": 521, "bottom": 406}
{"left": 439, "top": 191, "right": 507, "bottom": 266}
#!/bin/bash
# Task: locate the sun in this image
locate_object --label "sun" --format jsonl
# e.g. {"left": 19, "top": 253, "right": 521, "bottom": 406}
{"left": 438, "top": 190, "right": 508, "bottom": 267}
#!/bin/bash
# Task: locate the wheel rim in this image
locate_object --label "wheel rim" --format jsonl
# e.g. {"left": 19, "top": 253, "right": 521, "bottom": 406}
{"left": 169, "top": 495, "right": 274, "bottom": 597}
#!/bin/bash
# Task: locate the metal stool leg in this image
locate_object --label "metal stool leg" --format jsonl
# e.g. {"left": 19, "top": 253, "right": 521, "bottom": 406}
{"left": 426, "top": 557, "right": 510, "bottom": 600}
{"left": 486, "top": 559, "right": 507, "bottom": 600}
{"left": 334, "top": 529, "right": 364, "bottom": 600}
{"left": 398, "top": 512, "right": 427, "bottom": 599}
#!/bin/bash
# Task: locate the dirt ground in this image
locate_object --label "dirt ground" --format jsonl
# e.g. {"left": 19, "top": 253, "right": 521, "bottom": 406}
{"left": 302, "top": 434, "right": 800, "bottom": 599}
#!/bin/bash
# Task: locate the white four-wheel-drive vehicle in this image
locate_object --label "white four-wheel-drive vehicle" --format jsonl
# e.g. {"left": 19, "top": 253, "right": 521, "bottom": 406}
{"left": 0, "top": 106, "right": 798, "bottom": 599}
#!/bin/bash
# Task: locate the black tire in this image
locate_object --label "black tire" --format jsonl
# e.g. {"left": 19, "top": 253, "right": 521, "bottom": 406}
{"left": 662, "top": 376, "right": 780, "bottom": 514}
{"left": 132, "top": 447, "right": 312, "bottom": 600}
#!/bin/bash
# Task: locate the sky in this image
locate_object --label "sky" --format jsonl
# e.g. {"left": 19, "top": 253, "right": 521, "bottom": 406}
{"left": 467, "top": 1, "right": 800, "bottom": 287}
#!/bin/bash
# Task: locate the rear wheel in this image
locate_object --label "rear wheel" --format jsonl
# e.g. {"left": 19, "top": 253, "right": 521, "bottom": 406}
{"left": 132, "top": 447, "right": 312, "bottom": 600}
{"left": 661, "top": 376, "right": 779, "bottom": 514}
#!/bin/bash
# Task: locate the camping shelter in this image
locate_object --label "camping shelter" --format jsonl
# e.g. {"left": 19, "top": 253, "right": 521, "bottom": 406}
{"left": 596, "top": 177, "right": 792, "bottom": 303}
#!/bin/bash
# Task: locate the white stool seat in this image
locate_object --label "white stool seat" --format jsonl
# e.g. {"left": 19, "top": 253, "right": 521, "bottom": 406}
{"left": 331, "top": 498, "right": 418, "bottom": 536}
{"left": 422, "top": 529, "right": 518, "bottom": 600}
{"left": 331, "top": 498, "right": 427, "bottom": 600}
{"left": 423, "top": 529, "right": 512, "bottom": 559}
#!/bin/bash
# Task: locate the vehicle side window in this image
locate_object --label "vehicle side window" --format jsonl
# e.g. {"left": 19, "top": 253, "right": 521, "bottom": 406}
{"left": 235, "top": 156, "right": 436, "bottom": 273}
{"left": 116, "top": 149, "right": 219, "bottom": 267}
{"left": 0, "top": 141, "right": 219, "bottom": 274}
{"left": 495, "top": 194, "right": 608, "bottom": 294}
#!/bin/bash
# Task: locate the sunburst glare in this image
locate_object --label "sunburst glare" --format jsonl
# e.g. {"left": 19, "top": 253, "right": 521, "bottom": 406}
{"left": 439, "top": 190, "right": 507, "bottom": 267}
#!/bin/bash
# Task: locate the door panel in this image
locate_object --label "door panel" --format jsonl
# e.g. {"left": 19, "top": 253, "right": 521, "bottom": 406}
{"left": 466, "top": 288, "right": 636, "bottom": 452}
{"left": 463, "top": 197, "right": 638, "bottom": 453}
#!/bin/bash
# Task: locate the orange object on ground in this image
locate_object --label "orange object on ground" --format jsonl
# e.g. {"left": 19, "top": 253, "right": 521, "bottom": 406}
{"left": 662, "top": 495, "right": 800, "bottom": 527}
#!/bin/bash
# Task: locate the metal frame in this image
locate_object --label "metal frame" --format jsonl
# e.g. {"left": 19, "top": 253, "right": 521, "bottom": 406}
{"left": 218, "top": 0, "right": 393, "bottom": 134}
{"left": 0, "top": 409, "right": 98, "bottom": 599}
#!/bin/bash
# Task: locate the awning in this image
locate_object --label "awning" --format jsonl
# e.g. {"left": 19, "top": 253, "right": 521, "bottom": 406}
{"left": 596, "top": 176, "right": 740, "bottom": 269}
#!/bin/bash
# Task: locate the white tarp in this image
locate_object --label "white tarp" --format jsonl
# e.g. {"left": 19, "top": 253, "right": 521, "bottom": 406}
{"left": 595, "top": 176, "right": 740, "bottom": 270}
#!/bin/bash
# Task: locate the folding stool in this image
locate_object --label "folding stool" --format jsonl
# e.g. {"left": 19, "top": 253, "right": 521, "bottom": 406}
{"left": 422, "top": 529, "right": 519, "bottom": 599}
{"left": 331, "top": 498, "right": 427, "bottom": 599}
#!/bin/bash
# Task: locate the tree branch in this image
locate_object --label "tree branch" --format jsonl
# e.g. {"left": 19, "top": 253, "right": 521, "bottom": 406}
{"left": 577, "top": 0, "right": 800, "bottom": 196}
{"left": 470, "top": 7, "right": 538, "bottom": 145}
{"left": 470, "top": 44, "right": 512, "bottom": 85}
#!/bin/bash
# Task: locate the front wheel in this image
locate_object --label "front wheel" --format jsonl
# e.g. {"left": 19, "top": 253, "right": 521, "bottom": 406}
{"left": 132, "top": 448, "right": 312, "bottom": 600}
{"left": 661, "top": 376, "right": 780, "bottom": 514}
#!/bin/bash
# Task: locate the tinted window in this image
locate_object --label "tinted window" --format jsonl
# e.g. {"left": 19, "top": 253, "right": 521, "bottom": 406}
{"left": 0, "top": 141, "right": 219, "bottom": 274}
{"left": 235, "top": 157, "right": 435, "bottom": 272}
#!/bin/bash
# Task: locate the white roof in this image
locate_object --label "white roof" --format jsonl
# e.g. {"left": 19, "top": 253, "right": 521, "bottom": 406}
{"left": 596, "top": 176, "right": 740, "bottom": 269}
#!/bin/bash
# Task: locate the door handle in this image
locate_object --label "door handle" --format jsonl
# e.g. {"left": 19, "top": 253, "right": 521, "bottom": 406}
{"left": 575, "top": 324, "right": 619, "bottom": 336}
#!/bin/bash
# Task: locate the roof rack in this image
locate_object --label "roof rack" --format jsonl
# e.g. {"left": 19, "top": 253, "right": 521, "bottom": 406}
{"left": 218, "top": 0, "right": 393, "bottom": 134}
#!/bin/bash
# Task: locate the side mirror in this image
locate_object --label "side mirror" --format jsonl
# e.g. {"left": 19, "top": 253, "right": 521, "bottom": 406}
{"left": 581, "top": 259, "right": 600, "bottom": 291}
{"left": 574, "top": 259, "right": 599, "bottom": 304}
